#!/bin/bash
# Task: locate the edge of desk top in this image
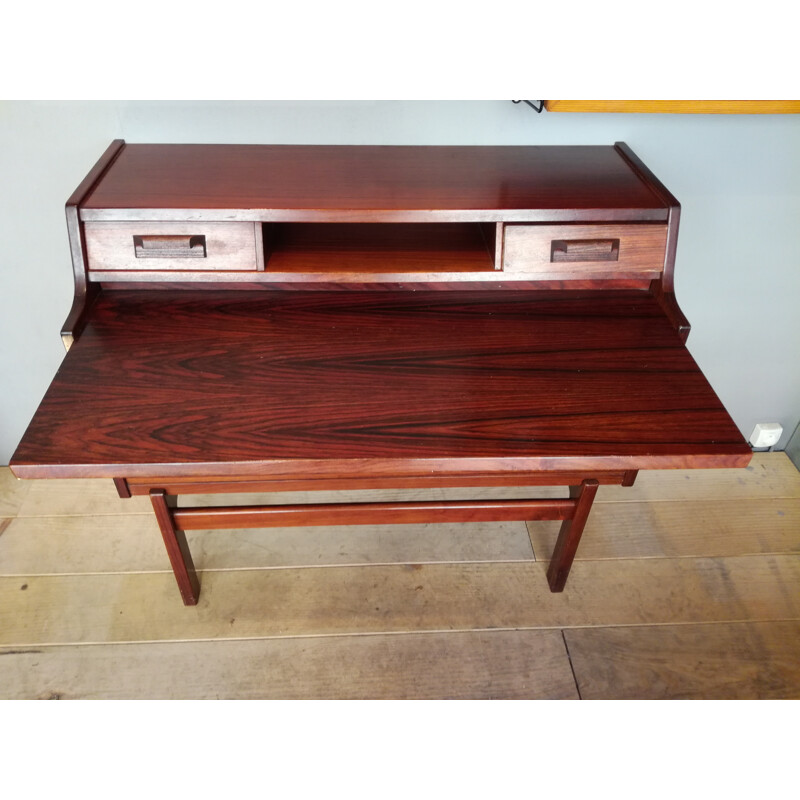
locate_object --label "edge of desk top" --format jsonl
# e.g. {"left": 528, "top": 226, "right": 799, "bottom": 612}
{"left": 11, "top": 290, "right": 751, "bottom": 480}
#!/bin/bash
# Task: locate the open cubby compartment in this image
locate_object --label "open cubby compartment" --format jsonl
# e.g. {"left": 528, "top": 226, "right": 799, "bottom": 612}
{"left": 262, "top": 222, "right": 499, "bottom": 274}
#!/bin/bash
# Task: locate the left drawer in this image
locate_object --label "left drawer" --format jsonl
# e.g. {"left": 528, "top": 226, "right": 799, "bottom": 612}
{"left": 84, "top": 222, "right": 262, "bottom": 271}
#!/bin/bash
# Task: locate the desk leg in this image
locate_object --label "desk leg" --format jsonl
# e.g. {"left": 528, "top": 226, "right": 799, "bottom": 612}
{"left": 150, "top": 489, "right": 200, "bottom": 606}
{"left": 546, "top": 479, "right": 599, "bottom": 592}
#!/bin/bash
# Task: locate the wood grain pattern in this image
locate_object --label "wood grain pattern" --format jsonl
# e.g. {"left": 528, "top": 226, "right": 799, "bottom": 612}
{"left": 0, "top": 469, "right": 30, "bottom": 516}
{"left": 596, "top": 453, "right": 800, "bottom": 502}
{"left": 10, "top": 290, "right": 750, "bottom": 479}
{"left": 264, "top": 223, "right": 495, "bottom": 273}
{"left": 63, "top": 140, "right": 126, "bottom": 348}
{"left": 0, "top": 514, "right": 534, "bottom": 575}
{"left": 565, "top": 621, "right": 800, "bottom": 699}
{"left": 528, "top": 498, "right": 800, "bottom": 560}
{"left": 651, "top": 281, "right": 690, "bottom": 339}
{"left": 126, "top": 471, "right": 630, "bottom": 495}
{"left": 16, "top": 476, "right": 152, "bottom": 516}
{"left": 614, "top": 144, "right": 681, "bottom": 293}
{"left": 79, "top": 145, "right": 668, "bottom": 222}
{"left": 546, "top": 480, "right": 598, "bottom": 591}
{"left": 0, "top": 630, "right": 577, "bottom": 699}
{"left": 1, "top": 555, "right": 796, "bottom": 645}
{"left": 502, "top": 223, "right": 667, "bottom": 279}
{"left": 171, "top": 497, "right": 575, "bottom": 530}
{"left": 150, "top": 490, "right": 198, "bottom": 605}
{"left": 84, "top": 221, "right": 259, "bottom": 271}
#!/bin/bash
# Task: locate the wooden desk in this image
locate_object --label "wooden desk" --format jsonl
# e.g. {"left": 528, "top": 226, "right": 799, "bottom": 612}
{"left": 10, "top": 141, "right": 751, "bottom": 605}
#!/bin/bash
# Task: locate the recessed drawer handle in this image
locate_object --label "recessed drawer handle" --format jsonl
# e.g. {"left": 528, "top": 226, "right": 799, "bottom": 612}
{"left": 551, "top": 238, "right": 620, "bottom": 263}
{"left": 133, "top": 234, "right": 207, "bottom": 259}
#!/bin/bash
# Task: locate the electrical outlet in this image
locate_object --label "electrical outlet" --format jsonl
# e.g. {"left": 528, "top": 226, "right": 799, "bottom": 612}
{"left": 749, "top": 423, "right": 783, "bottom": 448}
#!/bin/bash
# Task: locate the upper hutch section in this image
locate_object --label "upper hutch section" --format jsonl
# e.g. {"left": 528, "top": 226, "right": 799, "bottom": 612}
{"left": 80, "top": 144, "right": 669, "bottom": 222}
{"left": 74, "top": 143, "right": 677, "bottom": 287}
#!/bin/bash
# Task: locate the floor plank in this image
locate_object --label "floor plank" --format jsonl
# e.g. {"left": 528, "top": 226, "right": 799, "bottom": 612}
{"left": 1, "top": 555, "right": 797, "bottom": 646}
{"left": 181, "top": 484, "right": 567, "bottom": 507}
{"left": 0, "top": 468, "right": 31, "bottom": 517}
{"left": 596, "top": 453, "right": 800, "bottom": 503}
{"left": 0, "top": 515, "right": 533, "bottom": 575}
{"left": 0, "top": 629, "right": 577, "bottom": 699}
{"left": 565, "top": 621, "right": 800, "bottom": 699}
{"left": 16, "top": 478, "right": 151, "bottom": 517}
{"left": 527, "top": 499, "right": 800, "bottom": 561}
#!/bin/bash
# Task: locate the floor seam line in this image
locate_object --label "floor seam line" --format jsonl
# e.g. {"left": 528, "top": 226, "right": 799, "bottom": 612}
{"left": 561, "top": 629, "right": 582, "bottom": 700}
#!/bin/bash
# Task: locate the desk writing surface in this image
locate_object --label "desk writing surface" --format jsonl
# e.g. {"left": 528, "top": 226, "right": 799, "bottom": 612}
{"left": 12, "top": 290, "right": 750, "bottom": 479}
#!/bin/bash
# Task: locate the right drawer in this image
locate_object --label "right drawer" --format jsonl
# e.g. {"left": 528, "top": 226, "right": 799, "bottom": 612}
{"left": 502, "top": 223, "right": 667, "bottom": 278}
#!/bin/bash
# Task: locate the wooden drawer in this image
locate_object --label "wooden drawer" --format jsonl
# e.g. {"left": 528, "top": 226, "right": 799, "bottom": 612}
{"left": 84, "top": 222, "right": 263, "bottom": 271}
{"left": 502, "top": 223, "right": 667, "bottom": 278}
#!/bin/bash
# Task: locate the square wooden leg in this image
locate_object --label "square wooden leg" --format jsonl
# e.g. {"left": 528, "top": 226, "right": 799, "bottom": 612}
{"left": 150, "top": 489, "right": 200, "bottom": 605}
{"left": 546, "top": 479, "right": 599, "bottom": 592}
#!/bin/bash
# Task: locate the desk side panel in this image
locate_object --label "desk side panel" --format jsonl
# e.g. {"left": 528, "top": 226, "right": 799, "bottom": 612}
{"left": 62, "top": 139, "right": 126, "bottom": 349}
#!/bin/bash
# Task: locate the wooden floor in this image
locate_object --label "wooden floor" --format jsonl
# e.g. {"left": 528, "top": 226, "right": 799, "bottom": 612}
{"left": 1, "top": 453, "right": 798, "bottom": 699}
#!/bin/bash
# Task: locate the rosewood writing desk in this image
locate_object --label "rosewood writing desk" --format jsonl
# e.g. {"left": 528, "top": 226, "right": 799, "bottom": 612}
{"left": 10, "top": 141, "right": 752, "bottom": 606}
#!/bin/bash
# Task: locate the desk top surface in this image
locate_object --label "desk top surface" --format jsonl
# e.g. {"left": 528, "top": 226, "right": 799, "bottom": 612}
{"left": 11, "top": 290, "right": 750, "bottom": 479}
{"left": 80, "top": 144, "right": 668, "bottom": 220}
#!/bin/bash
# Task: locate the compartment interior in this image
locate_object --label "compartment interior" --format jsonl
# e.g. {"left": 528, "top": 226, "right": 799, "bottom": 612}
{"left": 262, "top": 222, "right": 497, "bottom": 273}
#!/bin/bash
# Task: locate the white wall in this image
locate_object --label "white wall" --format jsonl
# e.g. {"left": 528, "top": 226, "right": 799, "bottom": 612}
{"left": 2, "top": 100, "right": 799, "bottom": 463}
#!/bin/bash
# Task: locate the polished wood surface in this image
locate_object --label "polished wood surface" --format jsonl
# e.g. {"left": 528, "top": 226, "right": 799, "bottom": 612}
{"left": 614, "top": 142, "right": 681, "bottom": 293}
{"left": 150, "top": 489, "right": 199, "bottom": 605}
{"left": 123, "top": 470, "right": 635, "bottom": 495}
{"left": 62, "top": 139, "right": 125, "bottom": 348}
{"left": 265, "top": 222, "right": 496, "bottom": 273}
{"left": 79, "top": 144, "right": 669, "bottom": 222}
{"left": 11, "top": 289, "right": 750, "bottom": 479}
{"left": 502, "top": 222, "right": 667, "bottom": 279}
{"left": 170, "top": 497, "right": 576, "bottom": 530}
{"left": 90, "top": 270, "right": 655, "bottom": 289}
{"left": 10, "top": 141, "right": 753, "bottom": 602}
{"left": 84, "top": 221, "right": 260, "bottom": 271}
{"left": 546, "top": 479, "right": 599, "bottom": 591}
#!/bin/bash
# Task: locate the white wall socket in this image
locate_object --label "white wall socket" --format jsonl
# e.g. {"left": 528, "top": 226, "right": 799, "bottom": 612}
{"left": 749, "top": 422, "right": 783, "bottom": 448}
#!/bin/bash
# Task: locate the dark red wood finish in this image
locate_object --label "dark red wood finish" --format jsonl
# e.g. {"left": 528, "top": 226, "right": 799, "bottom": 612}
{"left": 62, "top": 139, "right": 125, "bottom": 347}
{"left": 113, "top": 477, "right": 131, "bottom": 498}
{"left": 122, "top": 470, "right": 636, "bottom": 496}
{"left": 150, "top": 489, "right": 199, "bottom": 606}
{"left": 80, "top": 145, "right": 668, "bottom": 222}
{"left": 11, "top": 290, "right": 750, "bottom": 480}
{"left": 615, "top": 142, "right": 690, "bottom": 340}
{"left": 547, "top": 480, "right": 600, "bottom": 591}
{"left": 171, "top": 498, "right": 577, "bottom": 530}
{"left": 10, "top": 142, "right": 753, "bottom": 602}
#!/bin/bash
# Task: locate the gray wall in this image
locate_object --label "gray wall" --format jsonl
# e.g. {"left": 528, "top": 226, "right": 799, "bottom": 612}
{"left": 2, "top": 100, "right": 799, "bottom": 464}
